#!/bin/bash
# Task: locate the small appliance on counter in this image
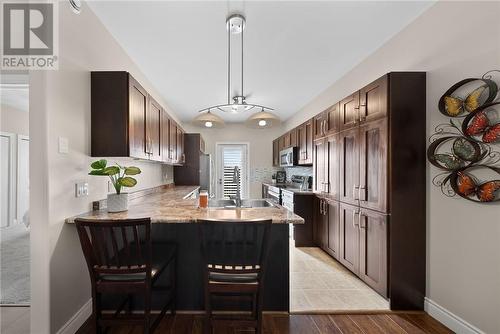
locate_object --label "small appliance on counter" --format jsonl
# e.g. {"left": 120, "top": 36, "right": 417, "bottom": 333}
{"left": 276, "top": 170, "right": 286, "bottom": 184}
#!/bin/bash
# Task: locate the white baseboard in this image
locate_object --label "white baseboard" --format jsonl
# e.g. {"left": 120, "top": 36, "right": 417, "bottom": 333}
{"left": 56, "top": 298, "right": 92, "bottom": 334}
{"left": 424, "top": 297, "right": 484, "bottom": 334}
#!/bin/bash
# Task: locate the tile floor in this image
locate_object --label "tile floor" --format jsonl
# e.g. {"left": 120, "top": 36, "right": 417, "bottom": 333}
{"left": 0, "top": 306, "right": 30, "bottom": 334}
{"left": 290, "top": 243, "right": 389, "bottom": 313}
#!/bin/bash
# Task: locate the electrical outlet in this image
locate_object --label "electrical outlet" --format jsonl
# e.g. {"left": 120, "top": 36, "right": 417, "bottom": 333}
{"left": 75, "top": 182, "right": 89, "bottom": 197}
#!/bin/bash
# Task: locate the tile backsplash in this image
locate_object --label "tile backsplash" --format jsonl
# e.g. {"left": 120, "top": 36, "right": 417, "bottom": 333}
{"left": 284, "top": 166, "right": 313, "bottom": 182}
{"left": 250, "top": 167, "right": 283, "bottom": 183}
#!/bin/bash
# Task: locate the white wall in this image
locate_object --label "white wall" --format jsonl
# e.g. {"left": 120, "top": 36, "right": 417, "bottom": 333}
{"left": 0, "top": 104, "right": 29, "bottom": 135}
{"left": 183, "top": 124, "right": 283, "bottom": 198}
{"left": 284, "top": 2, "right": 500, "bottom": 333}
{"left": 30, "top": 2, "right": 177, "bottom": 332}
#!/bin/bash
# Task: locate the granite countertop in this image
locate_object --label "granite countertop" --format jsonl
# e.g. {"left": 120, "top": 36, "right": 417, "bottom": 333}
{"left": 66, "top": 185, "right": 304, "bottom": 224}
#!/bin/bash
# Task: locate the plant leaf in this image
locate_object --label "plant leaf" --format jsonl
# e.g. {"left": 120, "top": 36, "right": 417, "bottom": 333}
{"left": 118, "top": 177, "right": 137, "bottom": 187}
{"left": 103, "top": 166, "right": 120, "bottom": 176}
{"left": 90, "top": 159, "right": 107, "bottom": 169}
{"left": 452, "top": 138, "right": 477, "bottom": 161}
{"left": 434, "top": 154, "right": 464, "bottom": 170}
{"left": 89, "top": 170, "right": 107, "bottom": 176}
{"left": 124, "top": 166, "right": 141, "bottom": 175}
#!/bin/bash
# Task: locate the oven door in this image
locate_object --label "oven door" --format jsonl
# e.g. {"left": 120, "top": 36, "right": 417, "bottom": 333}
{"left": 267, "top": 188, "right": 281, "bottom": 205}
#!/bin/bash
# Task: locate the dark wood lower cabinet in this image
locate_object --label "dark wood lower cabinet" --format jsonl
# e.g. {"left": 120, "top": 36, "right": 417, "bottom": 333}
{"left": 359, "top": 208, "right": 388, "bottom": 297}
{"left": 338, "top": 202, "right": 360, "bottom": 275}
{"left": 315, "top": 199, "right": 388, "bottom": 298}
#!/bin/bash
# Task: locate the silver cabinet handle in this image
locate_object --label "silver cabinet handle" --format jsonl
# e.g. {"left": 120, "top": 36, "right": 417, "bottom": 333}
{"left": 323, "top": 120, "right": 327, "bottom": 134}
{"left": 353, "top": 185, "right": 359, "bottom": 200}
{"left": 359, "top": 186, "right": 366, "bottom": 201}
{"left": 319, "top": 199, "right": 323, "bottom": 215}
{"left": 359, "top": 213, "right": 366, "bottom": 229}
{"left": 323, "top": 200, "right": 328, "bottom": 216}
{"left": 352, "top": 210, "right": 359, "bottom": 228}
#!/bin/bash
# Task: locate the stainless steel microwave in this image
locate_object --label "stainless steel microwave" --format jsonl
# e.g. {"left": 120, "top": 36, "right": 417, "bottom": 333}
{"left": 280, "top": 147, "right": 299, "bottom": 167}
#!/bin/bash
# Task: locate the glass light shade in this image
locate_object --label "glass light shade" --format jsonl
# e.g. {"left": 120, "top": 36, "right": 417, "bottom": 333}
{"left": 192, "top": 111, "right": 225, "bottom": 128}
{"left": 245, "top": 110, "right": 280, "bottom": 129}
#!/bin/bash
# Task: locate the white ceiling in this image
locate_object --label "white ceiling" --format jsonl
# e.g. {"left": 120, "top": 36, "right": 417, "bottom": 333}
{"left": 88, "top": 1, "right": 433, "bottom": 123}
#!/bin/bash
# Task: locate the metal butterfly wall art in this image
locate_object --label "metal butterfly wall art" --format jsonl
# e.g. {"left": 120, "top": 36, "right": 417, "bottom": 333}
{"left": 428, "top": 70, "right": 500, "bottom": 203}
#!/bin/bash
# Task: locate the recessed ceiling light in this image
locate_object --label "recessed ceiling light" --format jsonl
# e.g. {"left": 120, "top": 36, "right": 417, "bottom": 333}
{"left": 205, "top": 121, "right": 213, "bottom": 128}
{"left": 69, "top": 0, "right": 81, "bottom": 14}
{"left": 258, "top": 120, "right": 267, "bottom": 127}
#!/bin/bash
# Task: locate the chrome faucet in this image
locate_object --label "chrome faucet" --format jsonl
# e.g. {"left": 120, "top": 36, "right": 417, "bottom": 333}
{"left": 231, "top": 166, "right": 242, "bottom": 207}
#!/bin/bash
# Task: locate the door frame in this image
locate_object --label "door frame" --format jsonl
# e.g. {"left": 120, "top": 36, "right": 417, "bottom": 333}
{"left": 215, "top": 142, "right": 250, "bottom": 199}
{"left": 17, "top": 134, "right": 29, "bottom": 227}
{"left": 1, "top": 131, "right": 17, "bottom": 228}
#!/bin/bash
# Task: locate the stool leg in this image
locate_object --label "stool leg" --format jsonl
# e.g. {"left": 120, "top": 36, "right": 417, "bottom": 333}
{"left": 144, "top": 289, "right": 151, "bottom": 334}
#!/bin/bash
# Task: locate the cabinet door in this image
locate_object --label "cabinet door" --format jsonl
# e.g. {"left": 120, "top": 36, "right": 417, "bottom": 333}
{"left": 359, "top": 75, "right": 388, "bottom": 124}
{"left": 326, "top": 200, "right": 339, "bottom": 259}
{"left": 359, "top": 208, "right": 388, "bottom": 297}
{"left": 339, "top": 202, "right": 360, "bottom": 275}
{"left": 147, "top": 97, "right": 162, "bottom": 162}
{"left": 169, "top": 120, "right": 177, "bottom": 162}
{"left": 279, "top": 135, "right": 286, "bottom": 152}
{"left": 327, "top": 134, "right": 339, "bottom": 199}
{"left": 161, "top": 110, "right": 170, "bottom": 163}
{"left": 313, "top": 112, "right": 326, "bottom": 140}
{"left": 297, "top": 124, "right": 306, "bottom": 164}
{"left": 273, "top": 139, "right": 279, "bottom": 166}
{"left": 314, "top": 139, "right": 327, "bottom": 192}
{"left": 339, "top": 91, "right": 360, "bottom": 131}
{"left": 284, "top": 132, "right": 291, "bottom": 148}
{"left": 128, "top": 77, "right": 148, "bottom": 159}
{"left": 304, "top": 120, "right": 313, "bottom": 164}
{"left": 313, "top": 197, "right": 328, "bottom": 248}
{"left": 359, "top": 119, "right": 388, "bottom": 212}
{"left": 326, "top": 103, "right": 339, "bottom": 135}
{"left": 339, "top": 128, "right": 360, "bottom": 205}
{"left": 176, "top": 127, "right": 185, "bottom": 164}
{"left": 290, "top": 128, "right": 298, "bottom": 147}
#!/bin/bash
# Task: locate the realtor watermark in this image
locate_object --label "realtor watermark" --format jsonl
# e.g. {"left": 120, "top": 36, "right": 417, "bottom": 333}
{"left": 1, "top": 1, "right": 59, "bottom": 70}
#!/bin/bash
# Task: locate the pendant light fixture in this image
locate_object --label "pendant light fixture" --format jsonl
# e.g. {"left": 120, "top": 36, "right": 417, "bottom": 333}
{"left": 245, "top": 108, "right": 281, "bottom": 129}
{"left": 193, "top": 14, "right": 279, "bottom": 128}
{"left": 192, "top": 109, "right": 225, "bottom": 128}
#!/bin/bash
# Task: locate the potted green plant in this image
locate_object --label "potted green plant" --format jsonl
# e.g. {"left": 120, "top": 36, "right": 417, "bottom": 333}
{"left": 89, "top": 159, "right": 141, "bottom": 212}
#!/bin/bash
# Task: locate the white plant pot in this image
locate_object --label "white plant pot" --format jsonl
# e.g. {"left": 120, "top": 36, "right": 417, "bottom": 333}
{"left": 107, "top": 193, "right": 129, "bottom": 213}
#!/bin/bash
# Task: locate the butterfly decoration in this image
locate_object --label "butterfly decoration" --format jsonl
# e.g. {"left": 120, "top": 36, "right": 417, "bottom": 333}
{"left": 438, "top": 77, "right": 497, "bottom": 117}
{"left": 451, "top": 170, "right": 500, "bottom": 202}
{"left": 462, "top": 103, "right": 500, "bottom": 144}
{"left": 429, "top": 70, "right": 500, "bottom": 203}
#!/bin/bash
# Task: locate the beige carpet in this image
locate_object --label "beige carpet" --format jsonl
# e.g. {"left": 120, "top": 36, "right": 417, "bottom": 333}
{"left": 290, "top": 243, "right": 389, "bottom": 312}
{"left": 1, "top": 225, "right": 30, "bottom": 305}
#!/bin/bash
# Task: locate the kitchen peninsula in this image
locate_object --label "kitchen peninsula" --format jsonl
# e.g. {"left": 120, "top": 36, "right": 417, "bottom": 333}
{"left": 66, "top": 185, "right": 304, "bottom": 311}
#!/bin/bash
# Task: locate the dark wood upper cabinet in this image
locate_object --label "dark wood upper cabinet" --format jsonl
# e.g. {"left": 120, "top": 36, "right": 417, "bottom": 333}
{"left": 359, "top": 208, "right": 388, "bottom": 297}
{"left": 283, "top": 132, "right": 291, "bottom": 148}
{"left": 339, "top": 202, "right": 360, "bottom": 275}
{"left": 147, "top": 97, "right": 163, "bottom": 162}
{"left": 279, "top": 135, "right": 286, "bottom": 152}
{"left": 176, "top": 126, "right": 185, "bottom": 164}
{"left": 272, "top": 139, "right": 279, "bottom": 167}
{"left": 327, "top": 134, "right": 339, "bottom": 199}
{"left": 359, "top": 75, "right": 388, "bottom": 124}
{"left": 290, "top": 128, "right": 298, "bottom": 147}
{"left": 325, "top": 103, "right": 339, "bottom": 135}
{"left": 91, "top": 71, "right": 183, "bottom": 165}
{"left": 339, "top": 127, "right": 360, "bottom": 206}
{"left": 296, "top": 120, "right": 313, "bottom": 165}
{"left": 313, "top": 111, "right": 327, "bottom": 140}
{"left": 339, "top": 91, "right": 360, "bottom": 131}
{"left": 313, "top": 139, "right": 327, "bottom": 192}
{"left": 128, "top": 76, "right": 149, "bottom": 160}
{"left": 359, "top": 118, "right": 388, "bottom": 212}
{"left": 174, "top": 133, "right": 204, "bottom": 185}
{"left": 169, "top": 120, "right": 177, "bottom": 162}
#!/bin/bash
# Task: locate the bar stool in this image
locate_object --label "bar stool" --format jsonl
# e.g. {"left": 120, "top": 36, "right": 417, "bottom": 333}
{"left": 75, "top": 218, "right": 176, "bottom": 334}
{"left": 198, "top": 219, "right": 272, "bottom": 334}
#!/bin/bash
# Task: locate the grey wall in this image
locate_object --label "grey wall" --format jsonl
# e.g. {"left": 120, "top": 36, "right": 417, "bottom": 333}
{"left": 284, "top": 2, "right": 500, "bottom": 333}
{"left": 29, "top": 2, "right": 177, "bottom": 332}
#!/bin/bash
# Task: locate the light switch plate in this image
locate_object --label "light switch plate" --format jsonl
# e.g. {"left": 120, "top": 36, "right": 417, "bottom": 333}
{"left": 59, "top": 137, "right": 69, "bottom": 154}
{"left": 75, "top": 182, "right": 89, "bottom": 197}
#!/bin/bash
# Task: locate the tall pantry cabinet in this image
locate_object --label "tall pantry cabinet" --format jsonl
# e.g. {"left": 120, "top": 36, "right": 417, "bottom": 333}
{"left": 313, "top": 72, "right": 426, "bottom": 310}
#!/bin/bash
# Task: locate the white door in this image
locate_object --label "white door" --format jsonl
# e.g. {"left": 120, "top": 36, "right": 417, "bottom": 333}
{"left": 17, "top": 135, "right": 29, "bottom": 226}
{"left": 216, "top": 143, "right": 249, "bottom": 199}
{"left": 0, "top": 133, "right": 15, "bottom": 228}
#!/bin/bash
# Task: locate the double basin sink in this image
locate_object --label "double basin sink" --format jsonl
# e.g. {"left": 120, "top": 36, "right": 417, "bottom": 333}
{"left": 208, "top": 199, "right": 275, "bottom": 209}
